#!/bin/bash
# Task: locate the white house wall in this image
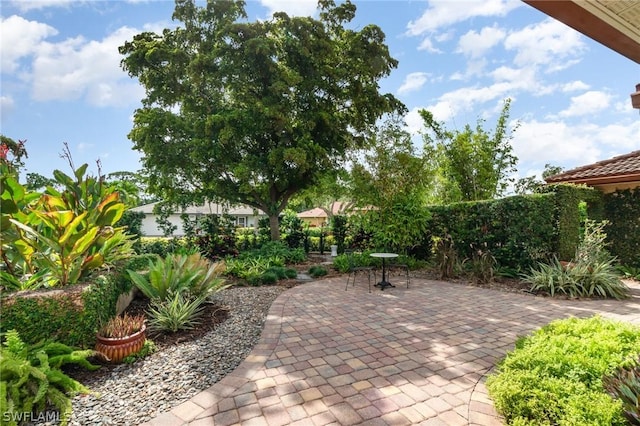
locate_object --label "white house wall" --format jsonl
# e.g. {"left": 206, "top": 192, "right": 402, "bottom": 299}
{"left": 139, "top": 213, "right": 263, "bottom": 237}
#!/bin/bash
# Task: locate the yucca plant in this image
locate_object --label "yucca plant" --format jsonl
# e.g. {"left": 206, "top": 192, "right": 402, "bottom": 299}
{"left": 146, "top": 292, "right": 206, "bottom": 333}
{"left": 0, "top": 330, "right": 100, "bottom": 426}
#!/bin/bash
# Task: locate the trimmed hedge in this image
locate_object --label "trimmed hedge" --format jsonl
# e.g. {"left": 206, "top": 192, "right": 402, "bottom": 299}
{"left": 0, "top": 272, "right": 130, "bottom": 348}
{"left": 604, "top": 189, "right": 640, "bottom": 268}
{"left": 425, "top": 184, "right": 603, "bottom": 270}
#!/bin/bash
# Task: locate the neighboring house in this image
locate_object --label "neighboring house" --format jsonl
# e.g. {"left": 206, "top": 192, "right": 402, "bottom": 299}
{"left": 545, "top": 150, "right": 640, "bottom": 193}
{"left": 297, "top": 201, "right": 351, "bottom": 227}
{"left": 130, "top": 202, "right": 266, "bottom": 237}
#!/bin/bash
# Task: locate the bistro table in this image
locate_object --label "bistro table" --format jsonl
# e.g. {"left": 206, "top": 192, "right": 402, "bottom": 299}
{"left": 370, "top": 252, "right": 399, "bottom": 290}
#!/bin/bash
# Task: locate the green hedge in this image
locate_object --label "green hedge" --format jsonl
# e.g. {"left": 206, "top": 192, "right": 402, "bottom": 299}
{"left": 0, "top": 272, "right": 130, "bottom": 348}
{"left": 424, "top": 185, "right": 603, "bottom": 270}
{"left": 604, "top": 189, "right": 640, "bottom": 267}
{"left": 427, "top": 194, "right": 557, "bottom": 269}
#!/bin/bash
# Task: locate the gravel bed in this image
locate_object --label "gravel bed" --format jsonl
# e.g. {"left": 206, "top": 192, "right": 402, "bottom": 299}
{"left": 64, "top": 285, "right": 286, "bottom": 426}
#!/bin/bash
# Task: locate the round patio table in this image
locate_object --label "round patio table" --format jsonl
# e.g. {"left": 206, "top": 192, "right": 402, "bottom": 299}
{"left": 370, "top": 252, "right": 398, "bottom": 290}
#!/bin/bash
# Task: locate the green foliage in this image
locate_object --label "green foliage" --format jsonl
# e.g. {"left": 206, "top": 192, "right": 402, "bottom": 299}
{"left": 420, "top": 99, "right": 518, "bottom": 202}
{"left": 524, "top": 257, "right": 629, "bottom": 299}
{"left": 224, "top": 256, "right": 278, "bottom": 281}
{"left": 120, "top": 0, "right": 401, "bottom": 241}
{"left": 285, "top": 268, "right": 298, "bottom": 279}
{"left": 331, "top": 215, "right": 348, "bottom": 255}
{"left": 333, "top": 251, "right": 377, "bottom": 273}
{"left": 146, "top": 292, "right": 206, "bottom": 333}
{"left": 524, "top": 220, "right": 629, "bottom": 299}
{"left": 426, "top": 193, "right": 557, "bottom": 271}
{"left": 603, "top": 356, "right": 640, "bottom": 425}
{"left": 308, "top": 265, "right": 328, "bottom": 278}
{"left": 182, "top": 213, "right": 238, "bottom": 261}
{"left": 1, "top": 162, "right": 129, "bottom": 287}
{"left": 259, "top": 271, "right": 278, "bottom": 285}
{"left": 487, "top": 316, "right": 640, "bottom": 426}
{"left": 280, "top": 210, "right": 305, "bottom": 250}
{"left": 128, "top": 253, "right": 227, "bottom": 302}
{"left": 124, "top": 253, "right": 159, "bottom": 272}
{"left": 0, "top": 330, "right": 100, "bottom": 426}
{"left": 0, "top": 273, "right": 129, "bottom": 348}
{"left": 122, "top": 339, "right": 156, "bottom": 364}
{"left": 617, "top": 265, "right": 640, "bottom": 281}
{"left": 604, "top": 189, "right": 640, "bottom": 268}
{"left": 240, "top": 241, "right": 306, "bottom": 264}
{"left": 538, "top": 184, "right": 603, "bottom": 261}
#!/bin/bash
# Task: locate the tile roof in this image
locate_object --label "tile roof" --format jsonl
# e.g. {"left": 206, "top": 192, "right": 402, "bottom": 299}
{"left": 545, "top": 150, "right": 640, "bottom": 183}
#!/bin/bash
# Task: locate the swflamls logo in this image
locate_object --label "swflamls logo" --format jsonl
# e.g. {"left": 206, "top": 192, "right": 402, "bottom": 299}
{"left": 2, "top": 411, "right": 63, "bottom": 423}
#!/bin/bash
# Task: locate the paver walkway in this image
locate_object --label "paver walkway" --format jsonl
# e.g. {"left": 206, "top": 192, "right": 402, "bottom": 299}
{"left": 143, "top": 276, "right": 640, "bottom": 426}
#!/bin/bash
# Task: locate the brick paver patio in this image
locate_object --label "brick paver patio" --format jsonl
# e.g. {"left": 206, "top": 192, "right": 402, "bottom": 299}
{"left": 142, "top": 276, "right": 640, "bottom": 425}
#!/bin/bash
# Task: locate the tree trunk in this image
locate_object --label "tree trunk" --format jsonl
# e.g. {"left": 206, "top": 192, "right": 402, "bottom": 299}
{"left": 269, "top": 214, "right": 280, "bottom": 241}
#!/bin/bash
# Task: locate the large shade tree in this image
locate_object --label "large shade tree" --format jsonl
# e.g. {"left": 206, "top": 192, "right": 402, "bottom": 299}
{"left": 119, "top": 0, "right": 402, "bottom": 240}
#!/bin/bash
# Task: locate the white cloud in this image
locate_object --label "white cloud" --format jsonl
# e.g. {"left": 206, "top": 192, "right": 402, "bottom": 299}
{"left": 8, "top": 0, "right": 77, "bottom": 12}
{"left": 30, "top": 26, "right": 145, "bottom": 106}
{"left": 0, "top": 15, "right": 58, "bottom": 73}
{"left": 398, "top": 72, "right": 430, "bottom": 95}
{"left": 0, "top": 96, "right": 15, "bottom": 122}
{"left": 407, "top": 0, "right": 520, "bottom": 36}
{"left": 457, "top": 25, "right": 506, "bottom": 58}
{"left": 513, "top": 119, "right": 602, "bottom": 168}
{"left": 558, "top": 91, "right": 611, "bottom": 118}
{"left": 417, "top": 37, "right": 442, "bottom": 53}
{"left": 259, "top": 0, "right": 318, "bottom": 17}
{"left": 561, "top": 81, "right": 590, "bottom": 92}
{"left": 504, "top": 19, "right": 586, "bottom": 68}
{"left": 405, "top": 107, "right": 425, "bottom": 135}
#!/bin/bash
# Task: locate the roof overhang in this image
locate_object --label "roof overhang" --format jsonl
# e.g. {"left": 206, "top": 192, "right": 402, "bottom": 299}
{"left": 522, "top": 1, "right": 640, "bottom": 64}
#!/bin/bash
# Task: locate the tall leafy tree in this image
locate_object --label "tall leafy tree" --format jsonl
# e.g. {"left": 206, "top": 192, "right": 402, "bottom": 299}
{"left": 119, "top": 0, "right": 401, "bottom": 240}
{"left": 514, "top": 164, "right": 564, "bottom": 195}
{"left": 420, "top": 99, "right": 518, "bottom": 202}
{"left": 349, "top": 114, "right": 433, "bottom": 253}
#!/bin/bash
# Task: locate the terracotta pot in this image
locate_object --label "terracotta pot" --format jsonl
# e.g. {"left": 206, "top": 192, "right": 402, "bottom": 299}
{"left": 95, "top": 325, "right": 146, "bottom": 363}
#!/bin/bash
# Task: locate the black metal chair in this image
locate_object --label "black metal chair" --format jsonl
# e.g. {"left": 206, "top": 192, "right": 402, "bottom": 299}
{"left": 344, "top": 250, "right": 375, "bottom": 293}
{"left": 388, "top": 259, "right": 410, "bottom": 288}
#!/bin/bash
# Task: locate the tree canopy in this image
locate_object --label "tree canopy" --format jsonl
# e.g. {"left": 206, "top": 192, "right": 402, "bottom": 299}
{"left": 119, "top": 0, "right": 402, "bottom": 240}
{"left": 420, "top": 99, "right": 518, "bottom": 202}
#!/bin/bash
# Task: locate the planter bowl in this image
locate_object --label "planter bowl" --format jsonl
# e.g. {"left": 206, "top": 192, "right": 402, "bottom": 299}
{"left": 95, "top": 325, "right": 146, "bottom": 363}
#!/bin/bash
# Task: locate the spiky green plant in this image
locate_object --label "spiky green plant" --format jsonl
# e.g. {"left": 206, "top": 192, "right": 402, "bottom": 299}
{"left": 98, "top": 313, "right": 146, "bottom": 339}
{"left": 604, "top": 356, "right": 640, "bottom": 425}
{"left": 128, "top": 253, "right": 228, "bottom": 301}
{"left": 146, "top": 292, "right": 206, "bottom": 333}
{"left": 0, "top": 330, "right": 100, "bottom": 426}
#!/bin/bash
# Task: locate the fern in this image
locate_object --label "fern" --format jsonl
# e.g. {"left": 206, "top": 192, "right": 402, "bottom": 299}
{"left": 0, "top": 330, "right": 99, "bottom": 426}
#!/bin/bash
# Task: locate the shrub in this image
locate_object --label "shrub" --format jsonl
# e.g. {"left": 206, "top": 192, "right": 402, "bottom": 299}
{"left": 523, "top": 220, "right": 629, "bottom": 299}
{"left": 487, "top": 316, "right": 640, "bottom": 426}
{"left": 432, "top": 234, "right": 457, "bottom": 279}
{"left": 604, "top": 188, "right": 640, "bottom": 268}
{"left": 264, "top": 266, "right": 287, "bottom": 280}
{"left": 0, "top": 273, "right": 129, "bottom": 348}
{"left": 128, "top": 253, "right": 227, "bottom": 302}
{"left": 259, "top": 271, "right": 278, "bottom": 285}
{"left": 285, "top": 268, "right": 298, "bottom": 279}
{"left": 308, "top": 265, "right": 328, "bottom": 278}
{"left": 146, "top": 292, "right": 206, "bottom": 333}
{"left": 0, "top": 330, "right": 100, "bottom": 426}
{"left": 466, "top": 243, "right": 496, "bottom": 284}
{"left": 604, "top": 356, "right": 640, "bottom": 425}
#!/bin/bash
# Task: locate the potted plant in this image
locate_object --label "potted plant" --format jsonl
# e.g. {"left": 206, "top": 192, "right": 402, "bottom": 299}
{"left": 95, "top": 313, "right": 146, "bottom": 363}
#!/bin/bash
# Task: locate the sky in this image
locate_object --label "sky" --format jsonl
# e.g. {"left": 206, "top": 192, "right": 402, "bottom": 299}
{"left": 1, "top": 0, "right": 639, "bottom": 189}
